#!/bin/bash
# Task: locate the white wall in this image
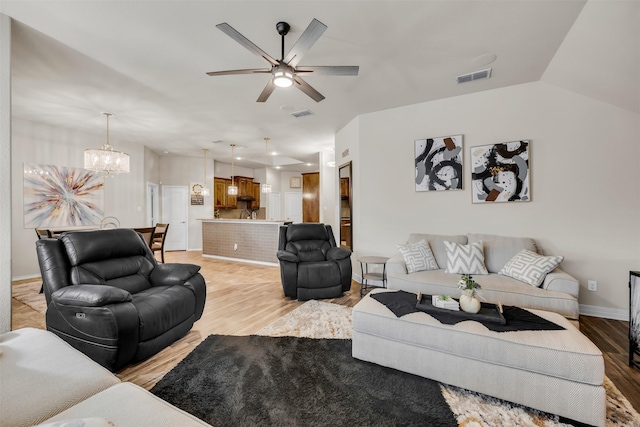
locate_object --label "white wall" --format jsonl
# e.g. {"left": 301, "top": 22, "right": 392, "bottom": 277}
{"left": 159, "top": 154, "right": 213, "bottom": 251}
{"left": 336, "top": 81, "right": 640, "bottom": 316}
{"left": 0, "top": 14, "right": 12, "bottom": 332}
{"left": 10, "top": 117, "right": 146, "bottom": 279}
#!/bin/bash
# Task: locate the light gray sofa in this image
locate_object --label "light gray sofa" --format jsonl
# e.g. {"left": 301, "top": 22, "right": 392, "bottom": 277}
{"left": 386, "top": 233, "right": 580, "bottom": 319}
{"left": 0, "top": 328, "right": 211, "bottom": 427}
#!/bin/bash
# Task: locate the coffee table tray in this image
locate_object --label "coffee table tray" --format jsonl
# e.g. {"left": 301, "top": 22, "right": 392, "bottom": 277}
{"left": 416, "top": 294, "right": 507, "bottom": 325}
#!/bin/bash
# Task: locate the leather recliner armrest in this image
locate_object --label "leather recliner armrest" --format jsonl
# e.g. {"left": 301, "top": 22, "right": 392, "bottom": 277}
{"left": 150, "top": 263, "right": 201, "bottom": 287}
{"left": 326, "top": 247, "right": 351, "bottom": 261}
{"left": 277, "top": 250, "right": 298, "bottom": 263}
{"left": 51, "top": 285, "right": 132, "bottom": 307}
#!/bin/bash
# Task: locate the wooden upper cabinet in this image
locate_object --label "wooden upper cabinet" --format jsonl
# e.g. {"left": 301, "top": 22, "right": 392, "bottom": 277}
{"left": 214, "top": 178, "right": 227, "bottom": 209}
{"left": 340, "top": 177, "right": 350, "bottom": 199}
{"left": 226, "top": 180, "right": 237, "bottom": 208}
{"left": 251, "top": 182, "right": 261, "bottom": 210}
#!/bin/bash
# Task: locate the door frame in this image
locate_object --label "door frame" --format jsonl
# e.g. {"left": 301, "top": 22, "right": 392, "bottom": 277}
{"left": 146, "top": 182, "right": 159, "bottom": 227}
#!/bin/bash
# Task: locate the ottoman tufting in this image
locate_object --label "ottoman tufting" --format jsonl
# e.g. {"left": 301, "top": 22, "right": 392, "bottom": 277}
{"left": 352, "top": 289, "right": 606, "bottom": 427}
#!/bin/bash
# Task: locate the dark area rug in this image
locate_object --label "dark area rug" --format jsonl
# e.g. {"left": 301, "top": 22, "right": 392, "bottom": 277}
{"left": 151, "top": 335, "right": 457, "bottom": 427}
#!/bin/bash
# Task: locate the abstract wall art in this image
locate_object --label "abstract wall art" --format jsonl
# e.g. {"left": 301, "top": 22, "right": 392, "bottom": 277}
{"left": 471, "top": 140, "right": 530, "bottom": 203}
{"left": 415, "top": 135, "right": 463, "bottom": 191}
{"left": 23, "top": 163, "right": 104, "bottom": 227}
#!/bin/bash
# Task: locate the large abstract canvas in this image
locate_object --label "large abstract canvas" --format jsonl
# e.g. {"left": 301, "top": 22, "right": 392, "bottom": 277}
{"left": 415, "top": 135, "right": 463, "bottom": 191}
{"left": 24, "top": 163, "right": 104, "bottom": 227}
{"left": 471, "top": 140, "right": 530, "bottom": 203}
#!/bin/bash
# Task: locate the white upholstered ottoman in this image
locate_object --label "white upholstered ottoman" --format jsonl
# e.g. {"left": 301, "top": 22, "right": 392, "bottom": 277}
{"left": 352, "top": 289, "right": 606, "bottom": 427}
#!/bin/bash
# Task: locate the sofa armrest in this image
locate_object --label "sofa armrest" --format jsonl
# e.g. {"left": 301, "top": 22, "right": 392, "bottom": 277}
{"left": 386, "top": 253, "right": 408, "bottom": 276}
{"left": 327, "top": 247, "right": 351, "bottom": 261}
{"left": 277, "top": 250, "right": 298, "bottom": 263}
{"left": 542, "top": 268, "right": 580, "bottom": 298}
{"left": 51, "top": 285, "right": 132, "bottom": 307}
{"left": 150, "top": 263, "right": 201, "bottom": 287}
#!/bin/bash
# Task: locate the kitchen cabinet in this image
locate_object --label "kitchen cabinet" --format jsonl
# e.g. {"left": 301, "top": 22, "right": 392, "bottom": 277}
{"left": 232, "top": 176, "right": 256, "bottom": 200}
{"left": 340, "top": 177, "right": 350, "bottom": 199}
{"left": 214, "top": 178, "right": 227, "bottom": 209}
{"left": 251, "top": 182, "right": 261, "bottom": 210}
{"left": 225, "top": 180, "right": 237, "bottom": 208}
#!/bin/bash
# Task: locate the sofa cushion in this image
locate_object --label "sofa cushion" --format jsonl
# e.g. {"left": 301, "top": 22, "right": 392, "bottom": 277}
{"left": 407, "top": 234, "right": 467, "bottom": 270}
{"left": 0, "top": 328, "right": 120, "bottom": 427}
{"left": 467, "top": 233, "right": 538, "bottom": 273}
{"left": 444, "top": 241, "right": 488, "bottom": 275}
{"left": 397, "top": 240, "right": 438, "bottom": 273}
{"left": 500, "top": 249, "right": 564, "bottom": 287}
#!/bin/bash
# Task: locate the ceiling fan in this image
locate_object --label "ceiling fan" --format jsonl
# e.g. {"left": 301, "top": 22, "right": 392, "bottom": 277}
{"left": 207, "top": 19, "right": 359, "bottom": 102}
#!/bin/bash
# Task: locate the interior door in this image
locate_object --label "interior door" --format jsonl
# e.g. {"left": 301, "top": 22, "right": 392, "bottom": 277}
{"left": 162, "top": 185, "right": 188, "bottom": 251}
{"left": 284, "top": 192, "right": 302, "bottom": 223}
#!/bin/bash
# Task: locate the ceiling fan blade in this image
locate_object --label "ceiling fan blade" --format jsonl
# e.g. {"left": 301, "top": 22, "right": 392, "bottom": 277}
{"left": 257, "top": 80, "right": 276, "bottom": 103}
{"left": 206, "top": 68, "right": 271, "bottom": 76}
{"left": 216, "top": 23, "right": 279, "bottom": 66}
{"left": 283, "top": 18, "right": 327, "bottom": 68}
{"left": 295, "top": 66, "right": 359, "bottom": 76}
{"left": 293, "top": 76, "right": 325, "bottom": 102}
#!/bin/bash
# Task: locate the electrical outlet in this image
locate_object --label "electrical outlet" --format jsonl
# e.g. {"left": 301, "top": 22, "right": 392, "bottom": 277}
{"left": 587, "top": 280, "right": 598, "bottom": 292}
{"left": 233, "top": 243, "right": 238, "bottom": 251}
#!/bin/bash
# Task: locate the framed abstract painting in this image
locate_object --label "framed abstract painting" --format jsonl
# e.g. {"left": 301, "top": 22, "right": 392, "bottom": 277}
{"left": 470, "top": 140, "right": 530, "bottom": 203}
{"left": 23, "top": 163, "right": 104, "bottom": 227}
{"left": 415, "top": 135, "right": 463, "bottom": 191}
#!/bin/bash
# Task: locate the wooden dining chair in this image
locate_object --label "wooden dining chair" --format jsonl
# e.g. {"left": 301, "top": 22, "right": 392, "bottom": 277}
{"left": 151, "top": 223, "right": 169, "bottom": 263}
{"left": 133, "top": 226, "right": 156, "bottom": 248}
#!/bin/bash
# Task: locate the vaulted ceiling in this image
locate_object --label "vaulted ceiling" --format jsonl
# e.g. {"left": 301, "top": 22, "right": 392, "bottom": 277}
{"left": 2, "top": 1, "right": 638, "bottom": 171}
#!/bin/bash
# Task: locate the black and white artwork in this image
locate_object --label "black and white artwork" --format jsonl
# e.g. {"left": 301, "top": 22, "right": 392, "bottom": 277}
{"left": 471, "top": 140, "right": 530, "bottom": 203}
{"left": 415, "top": 135, "right": 463, "bottom": 191}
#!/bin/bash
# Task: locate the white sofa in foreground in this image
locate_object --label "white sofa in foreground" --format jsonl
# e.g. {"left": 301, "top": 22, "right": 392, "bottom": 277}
{"left": 386, "top": 233, "right": 580, "bottom": 319}
{"left": 0, "top": 328, "right": 210, "bottom": 427}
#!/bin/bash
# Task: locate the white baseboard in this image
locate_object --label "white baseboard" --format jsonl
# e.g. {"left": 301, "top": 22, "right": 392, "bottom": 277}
{"left": 579, "top": 304, "right": 628, "bottom": 321}
{"left": 201, "top": 254, "right": 278, "bottom": 267}
{"left": 11, "top": 274, "right": 40, "bottom": 282}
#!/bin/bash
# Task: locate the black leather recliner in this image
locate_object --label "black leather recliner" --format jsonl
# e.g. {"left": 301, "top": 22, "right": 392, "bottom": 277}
{"left": 35, "top": 228, "right": 207, "bottom": 372}
{"left": 277, "top": 223, "right": 352, "bottom": 300}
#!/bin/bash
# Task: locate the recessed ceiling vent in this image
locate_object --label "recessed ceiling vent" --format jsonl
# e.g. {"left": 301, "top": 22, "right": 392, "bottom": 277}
{"left": 456, "top": 68, "right": 492, "bottom": 84}
{"left": 290, "top": 109, "right": 314, "bottom": 118}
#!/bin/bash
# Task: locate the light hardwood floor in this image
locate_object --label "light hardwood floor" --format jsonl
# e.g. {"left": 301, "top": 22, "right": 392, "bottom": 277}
{"left": 11, "top": 250, "right": 640, "bottom": 412}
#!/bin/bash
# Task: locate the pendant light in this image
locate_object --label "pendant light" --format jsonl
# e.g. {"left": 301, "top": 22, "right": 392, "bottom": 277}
{"left": 228, "top": 144, "right": 238, "bottom": 195}
{"left": 84, "top": 112, "right": 130, "bottom": 176}
{"left": 261, "top": 137, "right": 272, "bottom": 193}
{"left": 201, "top": 149, "right": 210, "bottom": 196}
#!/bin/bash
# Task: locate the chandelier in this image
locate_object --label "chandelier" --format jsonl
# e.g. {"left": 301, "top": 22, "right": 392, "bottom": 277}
{"left": 84, "top": 113, "right": 130, "bottom": 176}
{"left": 262, "top": 137, "right": 272, "bottom": 193}
{"left": 228, "top": 144, "right": 238, "bottom": 195}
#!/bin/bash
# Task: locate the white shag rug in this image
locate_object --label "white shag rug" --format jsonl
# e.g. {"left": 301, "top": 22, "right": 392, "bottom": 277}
{"left": 256, "top": 299, "right": 640, "bottom": 427}
{"left": 257, "top": 300, "right": 352, "bottom": 339}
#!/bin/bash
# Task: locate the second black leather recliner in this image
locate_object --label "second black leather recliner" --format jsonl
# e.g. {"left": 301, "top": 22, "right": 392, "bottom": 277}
{"left": 277, "top": 223, "right": 352, "bottom": 300}
{"left": 36, "top": 228, "right": 206, "bottom": 372}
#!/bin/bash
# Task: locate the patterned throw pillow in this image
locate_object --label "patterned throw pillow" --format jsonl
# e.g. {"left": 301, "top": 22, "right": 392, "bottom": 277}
{"left": 397, "top": 240, "right": 439, "bottom": 274}
{"left": 499, "top": 249, "right": 564, "bottom": 287}
{"left": 444, "top": 241, "right": 488, "bottom": 275}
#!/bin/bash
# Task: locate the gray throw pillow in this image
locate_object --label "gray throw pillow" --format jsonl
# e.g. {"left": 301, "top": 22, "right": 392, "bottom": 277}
{"left": 397, "top": 240, "right": 439, "bottom": 274}
{"left": 499, "top": 249, "right": 564, "bottom": 287}
{"left": 444, "top": 240, "right": 488, "bottom": 275}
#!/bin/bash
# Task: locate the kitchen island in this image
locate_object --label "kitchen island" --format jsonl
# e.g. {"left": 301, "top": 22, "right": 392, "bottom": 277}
{"left": 200, "top": 219, "right": 291, "bottom": 265}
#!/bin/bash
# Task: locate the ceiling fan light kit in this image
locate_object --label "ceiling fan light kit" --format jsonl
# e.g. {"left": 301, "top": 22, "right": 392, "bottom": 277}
{"left": 208, "top": 19, "right": 359, "bottom": 102}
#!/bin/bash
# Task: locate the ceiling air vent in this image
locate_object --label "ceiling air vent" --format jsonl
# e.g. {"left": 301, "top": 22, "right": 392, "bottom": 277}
{"left": 456, "top": 68, "right": 492, "bottom": 84}
{"left": 290, "top": 109, "right": 314, "bottom": 118}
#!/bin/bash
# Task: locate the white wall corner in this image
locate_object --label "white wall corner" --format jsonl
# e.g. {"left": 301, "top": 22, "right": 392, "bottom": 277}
{"left": 0, "top": 13, "right": 12, "bottom": 333}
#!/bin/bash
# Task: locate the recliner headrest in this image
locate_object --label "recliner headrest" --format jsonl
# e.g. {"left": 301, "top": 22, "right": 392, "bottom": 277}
{"left": 62, "top": 228, "right": 148, "bottom": 266}
{"left": 286, "top": 223, "right": 329, "bottom": 242}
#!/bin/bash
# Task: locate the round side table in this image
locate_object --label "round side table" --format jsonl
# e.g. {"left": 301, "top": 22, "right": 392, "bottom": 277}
{"left": 358, "top": 256, "right": 389, "bottom": 297}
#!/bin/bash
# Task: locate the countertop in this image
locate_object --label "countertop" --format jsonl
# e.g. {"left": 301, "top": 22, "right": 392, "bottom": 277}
{"left": 198, "top": 218, "right": 292, "bottom": 224}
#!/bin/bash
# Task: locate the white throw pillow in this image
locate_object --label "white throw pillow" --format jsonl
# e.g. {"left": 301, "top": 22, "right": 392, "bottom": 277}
{"left": 499, "top": 249, "right": 564, "bottom": 287}
{"left": 397, "top": 240, "right": 439, "bottom": 273}
{"left": 444, "top": 240, "right": 488, "bottom": 275}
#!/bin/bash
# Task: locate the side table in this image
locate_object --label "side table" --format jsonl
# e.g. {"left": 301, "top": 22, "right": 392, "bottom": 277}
{"left": 358, "top": 256, "right": 389, "bottom": 297}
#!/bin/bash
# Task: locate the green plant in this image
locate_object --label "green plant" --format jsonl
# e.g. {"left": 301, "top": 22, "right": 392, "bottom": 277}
{"left": 458, "top": 274, "right": 481, "bottom": 295}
